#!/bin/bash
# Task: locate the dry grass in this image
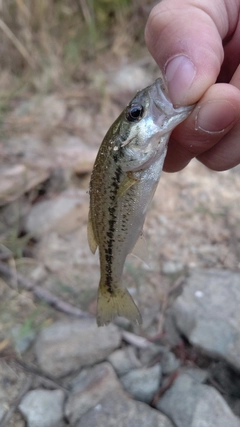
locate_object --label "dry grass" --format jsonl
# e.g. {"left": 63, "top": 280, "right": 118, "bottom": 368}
{"left": 0, "top": 0, "right": 154, "bottom": 133}
{"left": 0, "top": 0, "right": 153, "bottom": 80}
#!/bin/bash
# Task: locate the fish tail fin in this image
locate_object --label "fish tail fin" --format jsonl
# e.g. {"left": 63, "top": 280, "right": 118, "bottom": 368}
{"left": 97, "top": 281, "right": 142, "bottom": 327}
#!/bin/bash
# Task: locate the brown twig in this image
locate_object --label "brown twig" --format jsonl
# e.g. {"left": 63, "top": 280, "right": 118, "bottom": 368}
{"left": 0, "top": 376, "right": 32, "bottom": 427}
{"left": 9, "top": 359, "right": 69, "bottom": 393}
{"left": 0, "top": 260, "right": 93, "bottom": 319}
{"left": 152, "top": 370, "right": 179, "bottom": 406}
{"left": 122, "top": 330, "right": 151, "bottom": 349}
{"left": 0, "top": 18, "right": 36, "bottom": 69}
{"left": 149, "top": 276, "right": 185, "bottom": 342}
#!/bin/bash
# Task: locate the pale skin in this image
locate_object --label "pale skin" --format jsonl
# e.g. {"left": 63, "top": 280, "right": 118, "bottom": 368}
{"left": 145, "top": 0, "right": 240, "bottom": 172}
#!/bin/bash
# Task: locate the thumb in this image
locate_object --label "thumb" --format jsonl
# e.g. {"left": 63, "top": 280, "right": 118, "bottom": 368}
{"left": 145, "top": 0, "right": 231, "bottom": 106}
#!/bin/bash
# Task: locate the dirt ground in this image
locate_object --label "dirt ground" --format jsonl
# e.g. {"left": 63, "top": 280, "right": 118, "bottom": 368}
{"left": 0, "top": 51, "right": 240, "bottom": 425}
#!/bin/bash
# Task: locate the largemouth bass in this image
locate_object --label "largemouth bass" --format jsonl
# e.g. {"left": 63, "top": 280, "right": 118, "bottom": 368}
{"left": 88, "top": 77, "right": 193, "bottom": 326}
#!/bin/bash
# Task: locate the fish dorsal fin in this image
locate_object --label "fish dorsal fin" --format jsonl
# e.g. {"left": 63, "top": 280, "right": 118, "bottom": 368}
{"left": 131, "top": 233, "right": 149, "bottom": 266}
{"left": 87, "top": 213, "right": 98, "bottom": 254}
{"left": 117, "top": 173, "right": 139, "bottom": 198}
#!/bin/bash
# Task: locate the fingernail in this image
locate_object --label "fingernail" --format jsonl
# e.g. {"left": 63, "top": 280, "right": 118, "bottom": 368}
{"left": 196, "top": 100, "right": 237, "bottom": 133}
{"left": 165, "top": 55, "right": 196, "bottom": 105}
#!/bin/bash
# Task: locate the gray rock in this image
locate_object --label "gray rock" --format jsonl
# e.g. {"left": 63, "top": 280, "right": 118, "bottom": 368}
{"left": 120, "top": 364, "right": 161, "bottom": 403}
{"left": 139, "top": 344, "right": 165, "bottom": 366}
{"left": 0, "top": 404, "right": 6, "bottom": 422}
{"left": 35, "top": 319, "right": 121, "bottom": 376}
{"left": 163, "top": 314, "right": 182, "bottom": 347}
{"left": 65, "top": 362, "right": 122, "bottom": 424}
{"left": 0, "top": 164, "right": 50, "bottom": 206}
{"left": 161, "top": 351, "right": 180, "bottom": 375}
{"left": 76, "top": 390, "right": 174, "bottom": 427}
{"left": 171, "top": 269, "right": 240, "bottom": 370}
{"left": 107, "top": 347, "right": 141, "bottom": 376}
{"left": 25, "top": 188, "right": 88, "bottom": 237}
{"left": 6, "top": 134, "right": 46, "bottom": 158}
{"left": 182, "top": 367, "right": 209, "bottom": 384}
{"left": 156, "top": 373, "right": 240, "bottom": 427}
{"left": 19, "top": 389, "right": 65, "bottom": 427}
{"left": 36, "top": 227, "right": 99, "bottom": 272}
{"left": 0, "top": 196, "right": 30, "bottom": 234}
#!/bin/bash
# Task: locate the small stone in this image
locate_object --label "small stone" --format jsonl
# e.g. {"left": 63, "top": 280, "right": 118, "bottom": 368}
{"left": 35, "top": 319, "right": 121, "bottom": 377}
{"left": 161, "top": 351, "right": 180, "bottom": 375}
{"left": 182, "top": 367, "right": 209, "bottom": 384}
{"left": 139, "top": 344, "right": 165, "bottom": 366}
{"left": 10, "top": 325, "right": 36, "bottom": 354}
{"left": 4, "top": 134, "right": 48, "bottom": 159}
{"left": 120, "top": 364, "right": 161, "bottom": 403}
{"left": 113, "top": 316, "right": 132, "bottom": 330}
{"left": 107, "top": 347, "right": 141, "bottom": 376}
{"left": 162, "top": 261, "right": 184, "bottom": 275}
{"left": 107, "top": 64, "right": 153, "bottom": 95}
{"left": 40, "top": 95, "right": 66, "bottom": 127}
{"left": 171, "top": 269, "right": 240, "bottom": 371}
{"left": 19, "top": 389, "right": 65, "bottom": 427}
{"left": 156, "top": 373, "right": 240, "bottom": 427}
{"left": 65, "top": 362, "right": 122, "bottom": 424}
{"left": 29, "top": 264, "right": 47, "bottom": 283}
{"left": 25, "top": 189, "right": 88, "bottom": 236}
{"left": 76, "top": 389, "right": 174, "bottom": 427}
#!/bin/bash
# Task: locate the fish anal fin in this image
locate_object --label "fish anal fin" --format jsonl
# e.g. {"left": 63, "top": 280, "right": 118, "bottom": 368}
{"left": 131, "top": 233, "right": 149, "bottom": 266}
{"left": 117, "top": 173, "right": 139, "bottom": 198}
{"left": 97, "top": 282, "right": 142, "bottom": 326}
{"left": 87, "top": 212, "right": 98, "bottom": 254}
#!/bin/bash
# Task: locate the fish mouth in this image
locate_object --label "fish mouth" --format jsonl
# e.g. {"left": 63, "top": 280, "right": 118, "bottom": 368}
{"left": 148, "top": 78, "right": 194, "bottom": 131}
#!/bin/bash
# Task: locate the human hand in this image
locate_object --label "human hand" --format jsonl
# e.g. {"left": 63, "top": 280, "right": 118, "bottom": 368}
{"left": 145, "top": 0, "right": 240, "bottom": 172}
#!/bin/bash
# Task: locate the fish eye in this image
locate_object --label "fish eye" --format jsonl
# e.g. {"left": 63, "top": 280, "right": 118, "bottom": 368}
{"left": 126, "top": 104, "right": 144, "bottom": 122}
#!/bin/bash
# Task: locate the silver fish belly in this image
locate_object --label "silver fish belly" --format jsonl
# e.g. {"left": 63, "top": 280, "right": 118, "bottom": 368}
{"left": 88, "top": 77, "right": 194, "bottom": 326}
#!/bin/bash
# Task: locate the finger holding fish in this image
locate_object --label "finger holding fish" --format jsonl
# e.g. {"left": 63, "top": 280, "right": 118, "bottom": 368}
{"left": 164, "top": 82, "right": 240, "bottom": 172}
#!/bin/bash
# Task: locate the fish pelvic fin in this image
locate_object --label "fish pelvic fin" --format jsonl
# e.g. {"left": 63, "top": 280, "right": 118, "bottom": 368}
{"left": 131, "top": 233, "right": 149, "bottom": 266}
{"left": 117, "top": 172, "right": 139, "bottom": 198}
{"left": 97, "top": 281, "right": 142, "bottom": 327}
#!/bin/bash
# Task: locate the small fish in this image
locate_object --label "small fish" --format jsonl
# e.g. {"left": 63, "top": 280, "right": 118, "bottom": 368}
{"left": 88, "top": 77, "right": 193, "bottom": 326}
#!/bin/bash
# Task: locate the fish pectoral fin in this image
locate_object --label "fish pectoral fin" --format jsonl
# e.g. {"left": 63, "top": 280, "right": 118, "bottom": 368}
{"left": 97, "top": 282, "right": 142, "bottom": 326}
{"left": 117, "top": 173, "right": 139, "bottom": 198}
{"left": 131, "top": 233, "right": 149, "bottom": 266}
{"left": 87, "top": 213, "right": 98, "bottom": 254}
